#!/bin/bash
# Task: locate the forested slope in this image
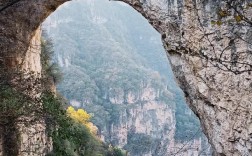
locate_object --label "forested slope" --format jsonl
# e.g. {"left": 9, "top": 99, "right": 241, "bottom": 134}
{"left": 43, "top": 0, "right": 209, "bottom": 155}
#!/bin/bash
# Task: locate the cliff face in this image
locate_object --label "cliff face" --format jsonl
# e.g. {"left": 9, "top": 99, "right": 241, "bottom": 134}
{"left": 42, "top": 1, "right": 210, "bottom": 155}
{"left": 0, "top": 0, "right": 251, "bottom": 155}
{"left": 0, "top": 26, "right": 51, "bottom": 155}
{"left": 0, "top": 0, "right": 63, "bottom": 155}
{"left": 101, "top": 86, "right": 210, "bottom": 156}
{"left": 18, "top": 28, "right": 51, "bottom": 156}
{"left": 119, "top": 0, "right": 252, "bottom": 155}
{"left": 102, "top": 86, "right": 176, "bottom": 156}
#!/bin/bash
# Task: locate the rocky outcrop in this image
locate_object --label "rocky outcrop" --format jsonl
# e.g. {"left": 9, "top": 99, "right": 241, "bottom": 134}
{"left": 43, "top": 1, "right": 211, "bottom": 155}
{"left": 108, "top": 89, "right": 175, "bottom": 155}
{"left": 21, "top": 28, "right": 42, "bottom": 73}
{"left": 17, "top": 27, "right": 51, "bottom": 156}
{"left": 0, "top": 20, "right": 50, "bottom": 155}
{"left": 119, "top": 0, "right": 252, "bottom": 155}
{"left": 98, "top": 86, "right": 210, "bottom": 156}
{"left": 0, "top": 0, "right": 251, "bottom": 155}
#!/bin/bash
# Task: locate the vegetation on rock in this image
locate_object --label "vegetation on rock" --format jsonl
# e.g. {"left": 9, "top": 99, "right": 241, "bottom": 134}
{"left": 42, "top": 1, "right": 204, "bottom": 155}
{"left": 42, "top": 32, "right": 125, "bottom": 156}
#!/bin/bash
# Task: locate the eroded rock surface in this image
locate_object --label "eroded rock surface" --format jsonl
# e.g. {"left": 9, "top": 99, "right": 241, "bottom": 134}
{"left": 120, "top": 0, "right": 252, "bottom": 155}
{"left": 104, "top": 86, "right": 210, "bottom": 156}
{"left": 0, "top": 0, "right": 252, "bottom": 155}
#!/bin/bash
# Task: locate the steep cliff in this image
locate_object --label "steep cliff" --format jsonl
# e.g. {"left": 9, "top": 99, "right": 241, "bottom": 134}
{"left": 18, "top": 28, "right": 50, "bottom": 156}
{"left": 42, "top": 1, "right": 211, "bottom": 155}
{"left": 119, "top": 0, "right": 252, "bottom": 155}
{"left": 0, "top": 0, "right": 251, "bottom": 155}
{"left": 0, "top": 26, "right": 51, "bottom": 155}
{"left": 101, "top": 86, "right": 210, "bottom": 156}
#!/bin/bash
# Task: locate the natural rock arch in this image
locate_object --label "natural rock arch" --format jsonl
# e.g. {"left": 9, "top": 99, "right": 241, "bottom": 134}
{"left": 0, "top": 0, "right": 252, "bottom": 156}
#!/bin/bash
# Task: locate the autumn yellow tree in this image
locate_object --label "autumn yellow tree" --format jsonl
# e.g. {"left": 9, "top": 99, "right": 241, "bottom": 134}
{"left": 67, "top": 106, "right": 97, "bottom": 134}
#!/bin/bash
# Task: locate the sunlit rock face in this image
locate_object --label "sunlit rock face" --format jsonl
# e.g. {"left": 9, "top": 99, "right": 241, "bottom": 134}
{"left": 18, "top": 28, "right": 51, "bottom": 156}
{"left": 21, "top": 28, "right": 42, "bottom": 74}
{"left": 0, "top": 0, "right": 252, "bottom": 155}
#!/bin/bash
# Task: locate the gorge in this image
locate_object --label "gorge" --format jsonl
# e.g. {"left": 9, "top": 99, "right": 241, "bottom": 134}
{"left": 42, "top": 0, "right": 210, "bottom": 155}
{"left": 0, "top": 0, "right": 252, "bottom": 156}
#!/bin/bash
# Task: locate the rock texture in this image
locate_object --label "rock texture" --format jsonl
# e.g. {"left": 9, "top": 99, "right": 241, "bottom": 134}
{"left": 0, "top": 24, "right": 51, "bottom": 155}
{"left": 17, "top": 28, "right": 51, "bottom": 156}
{"left": 98, "top": 86, "right": 210, "bottom": 156}
{"left": 0, "top": 7, "right": 50, "bottom": 155}
{"left": 119, "top": 0, "right": 252, "bottom": 155}
{"left": 0, "top": 0, "right": 252, "bottom": 155}
{"left": 43, "top": 1, "right": 211, "bottom": 155}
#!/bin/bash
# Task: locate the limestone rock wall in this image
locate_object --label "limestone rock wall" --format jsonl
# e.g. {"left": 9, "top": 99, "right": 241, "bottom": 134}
{"left": 120, "top": 0, "right": 252, "bottom": 155}
{"left": 0, "top": 4, "right": 51, "bottom": 154}
{"left": 18, "top": 28, "right": 51, "bottom": 156}
{"left": 0, "top": 0, "right": 252, "bottom": 155}
{"left": 21, "top": 28, "right": 42, "bottom": 74}
{"left": 19, "top": 121, "right": 51, "bottom": 156}
{"left": 100, "top": 86, "right": 210, "bottom": 156}
{"left": 109, "top": 87, "right": 176, "bottom": 155}
{"left": 0, "top": 25, "right": 51, "bottom": 155}
{"left": 0, "top": 0, "right": 68, "bottom": 71}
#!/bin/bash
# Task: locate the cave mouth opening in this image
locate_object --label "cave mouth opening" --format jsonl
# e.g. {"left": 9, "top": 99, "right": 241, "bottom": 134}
{"left": 40, "top": 0, "right": 211, "bottom": 155}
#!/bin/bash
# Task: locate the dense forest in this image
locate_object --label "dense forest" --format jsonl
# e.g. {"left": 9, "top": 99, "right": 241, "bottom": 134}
{"left": 41, "top": 35, "right": 126, "bottom": 156}
{"left": 43, "top": 0, "right": 204, "bottom": 155}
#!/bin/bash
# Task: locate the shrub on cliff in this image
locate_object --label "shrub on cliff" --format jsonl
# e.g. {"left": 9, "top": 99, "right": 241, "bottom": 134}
{"left": 41, "top": 32, "right": 62, "bottom": 85}
{"left": 43, "top": 92, "right": 125, "bottom": 156}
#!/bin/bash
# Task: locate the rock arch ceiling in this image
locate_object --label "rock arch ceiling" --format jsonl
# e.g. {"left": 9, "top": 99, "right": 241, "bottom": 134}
{"left": 0, "top": 0, "right": 252, "bottom": 156}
